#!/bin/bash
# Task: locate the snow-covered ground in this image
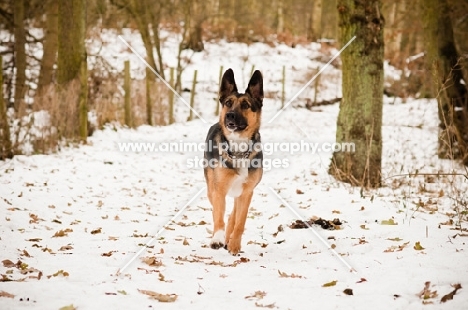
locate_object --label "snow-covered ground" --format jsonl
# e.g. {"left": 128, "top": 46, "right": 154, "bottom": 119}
{"left": 1, "top": 30, "right": 467, "bottom": 309}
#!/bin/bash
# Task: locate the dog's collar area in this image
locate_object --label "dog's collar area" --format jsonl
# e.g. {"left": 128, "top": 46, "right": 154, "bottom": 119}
{"left": 226, "top": 149, "right": 251, "bottom": 159}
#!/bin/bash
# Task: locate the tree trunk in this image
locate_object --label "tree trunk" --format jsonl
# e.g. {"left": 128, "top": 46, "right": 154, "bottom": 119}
{"left": 422, "top": 0, "right": 468, "bottom": 164}
{"left": 321, "top": 0, "right": 338, "bottom": 40}
{"left": 58, "top": 0, "right": 87, "bottom": 141}
{"left": 184, "top": 0, "right": 205, "bottom": 52}
{"left": 308, "top": 0, "right": 322, "bottom": 41}
{"left": 124, "top": 60, "right": 132, "bottom": 127}
{"left": 0, "top": 55, "right": 13, "bottom": 159}
{"left": 329, "top": 0, "right": 384, "bottom": 188}
{"left": 37, "top": 0, "right": 58, "bottom": 91}
{"left": 13, "top": 0, "right": 26, "bottom": 112}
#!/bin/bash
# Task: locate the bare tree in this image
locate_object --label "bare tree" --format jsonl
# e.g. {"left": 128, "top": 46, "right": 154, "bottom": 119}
{"left": 57, "top": 0, "right": 88, "bottom": 140}
{"left": 422, "top": 0, "right": 468, "bottom": 164}
{"left": 329, "top": 0, "right": 384, "bottom": 188}
{"left": 13, "top": 0, "right": 26, "bottom": 112}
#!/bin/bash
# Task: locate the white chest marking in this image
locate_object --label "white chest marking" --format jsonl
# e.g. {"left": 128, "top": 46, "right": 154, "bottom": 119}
{"left": 227, "top": 167, "right": 248, "bottom": 198}
{"left": 225, "top": 131, "right": 249, "bottom": 197}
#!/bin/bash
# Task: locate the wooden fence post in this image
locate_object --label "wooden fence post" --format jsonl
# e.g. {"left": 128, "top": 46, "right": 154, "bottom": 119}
{"left": 188, "top": 69, "right": 198, "bottom": 121}
{"left": 124, "top": 60, "right": 132, "bottom": 127}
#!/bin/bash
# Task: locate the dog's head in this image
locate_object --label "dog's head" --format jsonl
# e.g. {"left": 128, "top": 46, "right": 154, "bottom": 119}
{"left": 219, "top": 68, "right": 263, "bottom": 139}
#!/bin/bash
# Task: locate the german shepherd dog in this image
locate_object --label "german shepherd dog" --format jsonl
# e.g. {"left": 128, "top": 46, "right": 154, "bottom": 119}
{"left": 204, "top": 69, "right": 263, "bottom": 255}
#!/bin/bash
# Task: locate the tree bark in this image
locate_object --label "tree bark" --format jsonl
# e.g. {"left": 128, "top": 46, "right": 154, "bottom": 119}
{"left": 13, "top": 0, "right": 26, "bottom": 112}
{"left": 0, "top": 55, "right": 13, "bottom": 159}
{"left": 58, "top": 0, "right": 87, "bottom": 141}
{"left": 321, "top": 0, "right": 338, "bottom": 40}
{"left": 308, "top": 0, "right": 322, "bottom": 41}
{"left": 422, "top": 0, "right": 468, "bottom": 164}
{"left": 329, "top": 0, "right": 384, "bottom": 188}
{"left": 37, "top": 0, "right": 58, "bottom": 91}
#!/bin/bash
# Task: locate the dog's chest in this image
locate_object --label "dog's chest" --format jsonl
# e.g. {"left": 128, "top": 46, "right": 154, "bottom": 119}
{"left": 227, "top": 167, "right": 248, "bottom": 197}
{"left": 226, "top": 133, "right": 249, "bottom": 198}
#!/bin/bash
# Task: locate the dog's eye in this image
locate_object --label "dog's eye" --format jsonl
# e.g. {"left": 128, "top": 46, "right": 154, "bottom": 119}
{"left": 241, "top": 102, "right": 250, "bottom": 110}
{"left": 225, "top": 100, "right": 232, "bottom": 108}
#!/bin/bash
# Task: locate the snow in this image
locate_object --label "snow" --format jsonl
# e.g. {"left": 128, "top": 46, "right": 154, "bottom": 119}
{"left": 1, "top": 29, "right": 468, "bottom": 310}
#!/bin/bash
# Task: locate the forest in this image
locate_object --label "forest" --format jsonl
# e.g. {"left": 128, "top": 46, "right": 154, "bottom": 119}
{"left": 0, "top": 1, "right": 468, "bottom": 308}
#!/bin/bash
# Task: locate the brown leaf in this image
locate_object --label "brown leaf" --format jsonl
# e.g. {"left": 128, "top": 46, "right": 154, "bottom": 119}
{"left": 0, "top": 290, "right": 15, "bottom": 298}
{"left": 142, "top": 256, "right": 163, "bottom": 267}
{"left": 255, "top": 302, "right": 276, "bottom": 308}
{"left": 91, "top": 228, "right": 102, "bottom": 234}
{"left": 53, "top": 228, "right": 73, "bottom": 237}
{"left": 138, "top": 289, "right": 177, "bottom": 302}
{"left": 418, "top": 281, "right": 438, "bottom": 300}
{"left": 101, "top": 251, "right": 114, "bottom": 257}
{"left": 183, "top": 238, "right": 190, "bottom": 246}
{"left": 440, "top": 283, "right": 462, "bottom": 303}
{"left": 245, "top": 290, "right": 267, "bottom": 300}
{"left": 343, "top": 288, "right": 353, "bottom": 295}
{"left": 48, "top": 270, "right": 69, "bottom": 278}
{"left": 58, "top": 305, "right": 76, "bottom": 310}
{"left": 59, "top": 245, "right": 74, "bottom": 251}
{"left": 296, "top": 189, "right": 304, "bottom": 194}
{"left": 322, "top": 280, "right": 337, "bottom": 287}
{"left": 26, "top": 238, "right": 42, "bottom": 242}
{"left": 2, "top": 259, "right": 15, "bottom": 268}
{"left": 278, "top": 270, "right": 303, "bottom": 279}
{"left": 20, "top": 250, "right": 31, "bottom": 257}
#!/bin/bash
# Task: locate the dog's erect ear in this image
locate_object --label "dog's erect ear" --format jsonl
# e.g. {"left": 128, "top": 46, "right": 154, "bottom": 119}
{"left": 246, "top": 70, "right": 263, "bottom": 110}
{"left": 219, "top": 68, "right": 238, "bottom": 103}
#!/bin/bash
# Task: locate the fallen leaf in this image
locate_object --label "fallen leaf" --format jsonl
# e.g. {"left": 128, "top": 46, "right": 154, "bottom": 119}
{"left": 26, "top": 238, "right": 42, "bottom": 242}
{"left": 278, "top": 270, "right": 303, "bottom": 278}
{"left": 440, "top": 283, "right": 462, "bottom": 303}
{"left": 381, "top": 218, "right": 397, "bottom": 225}
{"left": 117, "top": 290, "right": 127, "bottom": 295}
{"left": 322, "top": 280, "right": 337, "bottom": 287}
{"left": 59, "top": 305, "right": 76, "bottom": 310}
{"left": 255, "top": 302, "right": 276, "bottom": 308}
{"left": 296, "top": 189, "right": 304, "bottom": 194}
{"left": 138, "top": 289, "right": 177, "bottom": 302}
{"left": 343, "top": 288, "right": 353, "bottom": 295}
{"left": 142, "top": 256, "right": 163, "bottom": 267}
{"left": 101, "top": 251, "right": 114, "bottom": 257}
{"left": 245, "top": 290, "right": 267, "bottom": 300}
{"left": 0, "top": 290, "right": 15, "bottom": 298}
{"left": 356, "top": 278, "right": 367, "bottom": 283}
{"left": 53, "top": 228, "right": 73, "bottom": 237}
{"left": 418, "top": 281, "right": 437, "bottom": 301}
{"left": 360, "top": 224, "right": 369, "bottom": 230}
{"left": 2, "top": 260, "right": 15, "bottom": 268}
{"left": 59, "top": 245, "right": 74, "bottom": 251}
{"left": 414, "top": 241, "right": 425, "bottom": 251}
{"left": 386, "top": 237, "right": 403, "bottom": 242}
{"left": 91, "top": 228, "right": 102, "bottom": 234}
{"left": 183, "top": 238, "right": 190, "bottom": 246}
{"left": 48, "top": 270, "right": 69, "bottom": 278}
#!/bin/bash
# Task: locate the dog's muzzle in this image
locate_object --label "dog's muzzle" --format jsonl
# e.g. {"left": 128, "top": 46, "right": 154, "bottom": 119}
{"left": 225, "top": 112, "right": 246, "bottom": 131}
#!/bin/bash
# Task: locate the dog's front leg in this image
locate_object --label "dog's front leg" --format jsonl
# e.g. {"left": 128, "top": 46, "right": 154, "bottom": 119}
{"left": 210, "top": 190, "right": 226, "bottom": 249}
{"left": 227, "top": 190, "right": 253, "bottom": 255}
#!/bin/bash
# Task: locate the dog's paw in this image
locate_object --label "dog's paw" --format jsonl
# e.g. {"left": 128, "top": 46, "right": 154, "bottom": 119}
{"left": 227, "top": 238, "right": 241, "bottom": 256}
{"left": 210, "top": 230, "right": 225, "bottom": 250}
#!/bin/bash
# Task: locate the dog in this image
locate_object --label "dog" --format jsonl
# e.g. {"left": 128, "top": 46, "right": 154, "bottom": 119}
{"left": 204, "top": 68, "right": 263, "bottom": 255}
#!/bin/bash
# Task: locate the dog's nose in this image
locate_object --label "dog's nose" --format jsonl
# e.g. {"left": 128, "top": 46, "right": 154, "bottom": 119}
{"left": 226, "top": 112, "right": 235, "bottom": 120}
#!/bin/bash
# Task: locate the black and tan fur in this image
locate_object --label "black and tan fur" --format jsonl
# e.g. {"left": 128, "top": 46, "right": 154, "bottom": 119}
{"left": 204, "top": 68, "right": 263, "bottom": 255}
